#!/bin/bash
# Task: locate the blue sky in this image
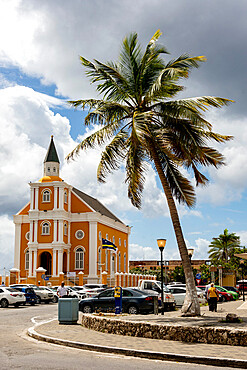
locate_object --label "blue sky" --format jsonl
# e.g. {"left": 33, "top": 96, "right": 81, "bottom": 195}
{"left": 1, "top": 0, "right": 247, "bottom": 275}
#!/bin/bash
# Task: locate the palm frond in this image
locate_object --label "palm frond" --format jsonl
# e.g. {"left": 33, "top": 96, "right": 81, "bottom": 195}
{"left": 97, "top": 130, "right": 128, "bottom": 182}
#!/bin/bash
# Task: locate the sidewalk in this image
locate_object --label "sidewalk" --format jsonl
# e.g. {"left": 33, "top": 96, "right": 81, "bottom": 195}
{"left": 28, "top": 300, "right": 247, "bottom": 368}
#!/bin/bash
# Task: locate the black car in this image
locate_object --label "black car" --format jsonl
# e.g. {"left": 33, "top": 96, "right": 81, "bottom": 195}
{"left": 79, "top": 288, "right": 156, "bottom": 314}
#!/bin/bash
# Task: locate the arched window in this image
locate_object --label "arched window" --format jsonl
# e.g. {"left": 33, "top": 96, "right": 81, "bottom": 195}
{"left": 119, "top": 238, "right": 121, "bottom": 246}
{"left": 124, "top": 253, "right": 127, "bottom": 272}
{"left": 98, "top": 247, "right": 101, "bottom": 267}
{"left": 53, "top": 167, "right": 56, "bottom": 173}
{"left": 75, "top": 247, "right": 84, "bottom": 269}
{"left": 42, "top": 221, "right": 50, "bottom": 235}
{"left": 99, "top": 231, "right": 102, "bottom": 241}
{"left": 118, "top": 252, "right": 121, "bottom": 272}
{"left": 105, "top": 250, "right": 108, "bottom": 271}
{"left": 111, "top": 254, "right": 115, "bottom": 274}
{"left": 25, "top": 249, "right": 29, "bottom": 270}
{"left": 42, "top": 189, "right": 50, "bottom": 202}
{"left": 106, "top": 233, "right": 108, "bottom": 240}
{"left": 64, "top": 222, "right": 68, "bottom": 236}
{"left": 47, "top": 167, "right": 50, "bottom": 173}
{"left": 124, "top": 240, "right": 126, "bottom": 248}
{"left": 64, "top": 190, "right": 68, "bottom": 204}
{"left": 113, "top": 236, "right": 115, "bottom": 244}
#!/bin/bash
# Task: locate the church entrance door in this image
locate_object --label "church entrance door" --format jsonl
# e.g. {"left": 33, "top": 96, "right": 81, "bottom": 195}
{"left": 40, "top": 252, "right": 52, "bottom": 275}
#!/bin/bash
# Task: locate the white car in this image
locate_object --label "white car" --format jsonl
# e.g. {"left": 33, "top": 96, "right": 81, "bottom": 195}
{"left": 0, "top": 287, "right": 26, "bottom": 308}
{"left": 167, "top": 286, "right": 206, "bottom": 306}
{"left": 53, "top": 286, "right": 85, "bottom": 300}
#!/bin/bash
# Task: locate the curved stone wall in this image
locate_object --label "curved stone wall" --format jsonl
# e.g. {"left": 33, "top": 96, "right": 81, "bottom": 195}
{"left": 81, "top": 314, "right": 247, "bottom": 346}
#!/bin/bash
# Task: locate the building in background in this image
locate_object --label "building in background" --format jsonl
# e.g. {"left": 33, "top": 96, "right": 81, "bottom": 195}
{"left": 13, "top": 136, "right": 130, "bottom": 285}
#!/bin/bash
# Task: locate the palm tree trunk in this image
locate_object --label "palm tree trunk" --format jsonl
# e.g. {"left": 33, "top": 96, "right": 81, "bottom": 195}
{"left": 151, "top": 147, "right": 200, "bottom": 315}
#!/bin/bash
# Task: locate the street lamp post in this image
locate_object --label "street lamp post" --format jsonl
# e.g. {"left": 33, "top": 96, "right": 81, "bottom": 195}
{"left": 240, "top": 259, "right": 245, "bottom": 302}
{"left": 187, "top": 248, "right": 194, "bottom": 264}
{"left": 157, "top": 239, "right": 166, "bottom": 316}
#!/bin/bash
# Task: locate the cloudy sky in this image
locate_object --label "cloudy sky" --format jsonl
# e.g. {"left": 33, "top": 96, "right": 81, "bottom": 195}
{"left": 1, "top": 0, "right": 247, "bottom": 275}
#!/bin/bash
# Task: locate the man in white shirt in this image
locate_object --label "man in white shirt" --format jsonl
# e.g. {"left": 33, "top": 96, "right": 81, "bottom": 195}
{"left": 57, "top": 281, "right": 68, "bottom": 298}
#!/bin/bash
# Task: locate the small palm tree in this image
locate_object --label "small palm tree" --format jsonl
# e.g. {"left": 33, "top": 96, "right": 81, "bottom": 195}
{"left": 67, "top": 30, "right": 232, "bottom": 315}
{"left": 209, "top": 229, "right": 240, "bottom": 264}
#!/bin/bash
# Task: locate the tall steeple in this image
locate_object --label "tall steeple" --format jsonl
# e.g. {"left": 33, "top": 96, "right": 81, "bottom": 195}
{"left": 43, "top": 135, "right": 60, "bottom": 177}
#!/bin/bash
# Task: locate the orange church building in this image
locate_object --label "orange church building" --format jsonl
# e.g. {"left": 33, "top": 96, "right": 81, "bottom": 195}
{"left": 13, "top": 136, "right": 130, "bottom": 285}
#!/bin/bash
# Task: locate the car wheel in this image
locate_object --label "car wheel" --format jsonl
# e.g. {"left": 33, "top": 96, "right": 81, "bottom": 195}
{"left": 128, "top": 305, "right": 138, "bottom": 314}
{"left": 36, "top": 296, "right": 41, "bottom": 304}
{"left": 52, "top": 296, "right": 58, "bottom": 303}
{"left": 82, "top": 305, "right": 93, "bottom": 313}
{"left": 1, "top": 299, "right": 9, "bottom": 308}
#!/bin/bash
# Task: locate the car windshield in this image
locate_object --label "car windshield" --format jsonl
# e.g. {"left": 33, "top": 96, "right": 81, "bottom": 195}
{"left": 155, "top": 281, "right": 170, "bottom": 292}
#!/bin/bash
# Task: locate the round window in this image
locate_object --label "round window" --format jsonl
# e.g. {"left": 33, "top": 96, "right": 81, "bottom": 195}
{"left": 75, "top": 230, "right": 84, "bottom": 240}
{"left": 25, "top": 231, "right": 30, "bottom": 241}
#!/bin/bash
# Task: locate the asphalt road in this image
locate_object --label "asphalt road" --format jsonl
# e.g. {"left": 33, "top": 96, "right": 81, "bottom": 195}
{"left": 0, "top": 303, "right": 237, "bottom": 369}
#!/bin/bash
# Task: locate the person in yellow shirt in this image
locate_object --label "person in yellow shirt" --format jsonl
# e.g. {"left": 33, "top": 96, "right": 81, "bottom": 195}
{"left": 207, "top": 283, "right": 219, "bottom": 312}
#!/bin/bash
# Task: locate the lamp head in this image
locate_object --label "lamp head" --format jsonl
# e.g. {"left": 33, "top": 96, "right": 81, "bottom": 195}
{"left": 187, "top": 248, "right": 194, "bottom": 257}
{"left": 157, "top": 239, "right": 166, "bottom": 252}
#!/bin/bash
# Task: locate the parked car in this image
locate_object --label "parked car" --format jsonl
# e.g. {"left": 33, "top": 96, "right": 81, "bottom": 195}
{"left": 236, "top": 280, "right": 247, "bottom": 292}
{"left": 0, "top": 287, "right": 26, "bottom": 308}
{"left": 83, "top": 284, "right": 108, "bottom": 290}
{"left": 11, "top": 284, "right": 54, "bottom": 304}
{"left": 41, "top": 286, "right": 58, "bottom": 303}
{"left": 223, "top": 286, "right": 240, "bottom": 296}
{"left": 11, "top": 286, "right": 37, "bottom": 305}
{"left": 215, "top": 286, "right": 238, "bottom": 300}
{"left": 197, "top": 285, "right": 223, "bottom": 302}
{"left": 167, "top": 286, "right": 206, "bottom": 306}
{"left": 213, "top": 286, "right": 233, "bottom": 301}
{"left": 79, "top": 287, "right": 157, "bottom": 314}
{"left": 53, "top": 286, "right": 86, "bottom": 300}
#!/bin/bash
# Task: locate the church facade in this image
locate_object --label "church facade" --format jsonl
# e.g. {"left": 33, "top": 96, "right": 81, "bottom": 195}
{"left": 13, "top": 136, "right": 130, "bottom": 285}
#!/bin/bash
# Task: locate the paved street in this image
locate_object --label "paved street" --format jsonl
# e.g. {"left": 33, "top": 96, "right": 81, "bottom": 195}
{"left": 0, "top": 301, "right": 246, "bottom": 369}
{"left": 0, "top": 302, "right": 239, "bottom": 369}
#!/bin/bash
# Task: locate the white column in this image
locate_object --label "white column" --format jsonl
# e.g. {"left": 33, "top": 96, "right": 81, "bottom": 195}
{"left": 58, "top": 220, "right": 63, "bottom": 242}
{"left": 53, "top": 249, "right": 57, "bottom": 276}
{"left": 14, "top": 223, "right": 21, "bottom": 269}
{"left": 67, "top": 251, "right": 70, "bottom": 272}
{"left": 29, "top": 221, "right": 33, "bottom": 243}
{"left": 53, "top": 220, "right": 57, "bottom": 242}
{"left": 33, "top": 249, "right": 37, "bottom": 276}
{"left": 35, "top": 187, "right": 39, "bottom": 210}
{"left": 68, "top": 188, "right": 71, "bottom": 212}
{"left": 58, "top": 187, "right": 64, "bottom": 210}
{"left": 29, "top": 249, "right": 33, "bottom": 277}
{"left": 88, "top": 221, "right": 98, "bottom": 282}
{"left": 68, "top": 222, "right": 71, "bottom": 244}
{"left": 34, "top": 221, "right": 38, "bottom": 243}
{"left": 57, "top": 249, "right": 63, "bottom": 274}
{"left": 30, "top": 188, "right": 34, "bottom": 210}
{"left": 54, "top": 186, "right": 58, "bottom": 210}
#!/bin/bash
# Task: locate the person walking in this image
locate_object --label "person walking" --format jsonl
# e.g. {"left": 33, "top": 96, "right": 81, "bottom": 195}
{"left": 207, "top": 283, "right": 219, "bottom": 312}
{"left": 57, "top": 281, "right": 68, "bottom": 298}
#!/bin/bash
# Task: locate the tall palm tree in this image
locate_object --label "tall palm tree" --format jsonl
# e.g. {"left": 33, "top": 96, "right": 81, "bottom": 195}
{"left": 67, "top": 30, "right": 232, "bottom": 315}
{"left": 209, "top": 229, "right": 240, "bottom": 264}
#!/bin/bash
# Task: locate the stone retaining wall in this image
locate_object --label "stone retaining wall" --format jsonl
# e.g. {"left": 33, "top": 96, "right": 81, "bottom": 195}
{"left": 81, "top": 314, "right": 247, "bottom": 346}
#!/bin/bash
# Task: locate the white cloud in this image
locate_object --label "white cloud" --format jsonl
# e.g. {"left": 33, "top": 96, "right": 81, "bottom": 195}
{"left": 0, "top": 215, "right": 15, "bottom": 273}
{"left": 129, "top": 243, "right": 160, "bottom": 261}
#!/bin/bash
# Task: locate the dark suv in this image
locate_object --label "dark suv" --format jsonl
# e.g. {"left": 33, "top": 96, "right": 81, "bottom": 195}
{"left": 13, "top": 287, "right": 37, "bottom": 305}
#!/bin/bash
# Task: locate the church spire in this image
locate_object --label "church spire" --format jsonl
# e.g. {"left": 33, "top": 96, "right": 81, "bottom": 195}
{"left": 43, "top": 136, "right": 60, "bottom": 177}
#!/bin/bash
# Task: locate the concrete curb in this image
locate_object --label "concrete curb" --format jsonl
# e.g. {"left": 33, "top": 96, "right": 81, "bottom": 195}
{"left": 27, "top": 324, "right": 247, "bottom": 368}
